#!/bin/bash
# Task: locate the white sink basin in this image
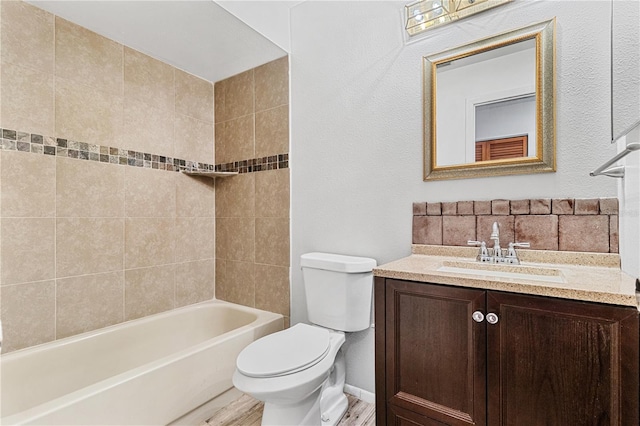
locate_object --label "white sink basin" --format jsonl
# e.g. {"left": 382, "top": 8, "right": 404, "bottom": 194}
{"left": 436, "top": 260, "right": 566, "bottom": 284}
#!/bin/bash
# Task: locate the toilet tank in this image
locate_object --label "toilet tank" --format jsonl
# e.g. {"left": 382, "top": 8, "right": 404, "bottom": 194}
{"left": 300, "top": 252, "right": 377, "bottom": 332}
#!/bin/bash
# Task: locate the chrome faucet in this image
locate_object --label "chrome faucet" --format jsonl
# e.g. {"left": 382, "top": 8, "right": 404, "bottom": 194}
{"left": 468, "top": 221, "right": 530, "bottom": 264}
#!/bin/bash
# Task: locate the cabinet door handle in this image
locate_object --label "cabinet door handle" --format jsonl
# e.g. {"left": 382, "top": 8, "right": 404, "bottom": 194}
{"left": 486, "top": 313, "right": 499, "bottom": 324}
{"left": 472, "top": 311, "right": 485, "bottom": 323}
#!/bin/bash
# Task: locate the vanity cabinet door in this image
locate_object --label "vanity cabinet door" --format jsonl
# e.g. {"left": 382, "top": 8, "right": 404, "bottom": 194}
{"left": 383, "top": 279, "right": 487, "bottom": 426}
{"left": 486, "top": 291, "right": 639, "bottom": 426}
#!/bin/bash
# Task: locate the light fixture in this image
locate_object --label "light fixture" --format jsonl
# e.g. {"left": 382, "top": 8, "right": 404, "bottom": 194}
{"left": 405, "top": 0, "right": 513, "bottom": 36}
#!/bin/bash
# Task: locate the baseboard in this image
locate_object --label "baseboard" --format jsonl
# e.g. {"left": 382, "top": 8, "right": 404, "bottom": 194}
{"left": 343, "top": 384, "right": 375, "bottom": 404}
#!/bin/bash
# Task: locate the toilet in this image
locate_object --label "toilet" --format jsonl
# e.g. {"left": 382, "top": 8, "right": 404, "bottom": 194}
{"left": 232, "top": 252, "right": 377, "bottom": 426}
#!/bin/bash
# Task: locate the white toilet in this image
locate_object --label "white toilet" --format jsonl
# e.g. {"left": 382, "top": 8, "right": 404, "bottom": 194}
{"left": 232, "top": 252, "right": 376, "bottom": 426}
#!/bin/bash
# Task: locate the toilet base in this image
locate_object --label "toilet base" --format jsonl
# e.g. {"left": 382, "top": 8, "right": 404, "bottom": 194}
{"left": 320, "top": 350, "right": 347, "bottom": 426}
{"left": 260, "top": 350, "right": 348, "bottom": 426}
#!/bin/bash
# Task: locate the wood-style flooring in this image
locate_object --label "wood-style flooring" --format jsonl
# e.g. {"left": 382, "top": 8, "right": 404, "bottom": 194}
{"left": 201, "top": 393, "right": 375, "bottom": 426}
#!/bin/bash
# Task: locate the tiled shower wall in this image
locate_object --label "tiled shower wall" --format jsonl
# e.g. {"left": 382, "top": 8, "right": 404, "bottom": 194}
{"left": 0, "top": 1, "right": 216, "bottom": 352}
{"left": 413, "top": 198, "right": 619, "bottom": 253}
{"left": 214, "top": 57, "right": 291, "bottom": 327}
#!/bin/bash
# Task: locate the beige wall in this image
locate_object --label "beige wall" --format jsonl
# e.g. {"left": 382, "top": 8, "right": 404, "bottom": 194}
{"left": 214, "top": 57, "right": 291, "bottom": 327}
{"left": 0, "top": 1, "right": 216, "bottom": 352}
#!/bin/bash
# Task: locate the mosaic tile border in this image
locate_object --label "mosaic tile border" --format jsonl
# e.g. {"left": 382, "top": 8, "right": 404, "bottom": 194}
{"left": 0, "top": 128, "right": 288, "bottom": 174}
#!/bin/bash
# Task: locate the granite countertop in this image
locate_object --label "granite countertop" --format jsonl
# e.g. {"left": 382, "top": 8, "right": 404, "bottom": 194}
{"left": 373, "top": 245, "right": 640, "bottom": 309}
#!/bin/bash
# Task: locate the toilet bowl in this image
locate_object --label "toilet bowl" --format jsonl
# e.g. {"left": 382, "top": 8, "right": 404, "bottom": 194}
{"left": 232, "top": 324, "right": 347, "bottom": 425}
{"left": 232, "top": 252, "right": 376, "bottom": 426}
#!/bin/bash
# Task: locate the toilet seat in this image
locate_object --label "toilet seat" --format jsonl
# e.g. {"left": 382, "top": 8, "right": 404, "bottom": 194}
{"left": 237, "top": 324, "right": 330, "bottom": 378}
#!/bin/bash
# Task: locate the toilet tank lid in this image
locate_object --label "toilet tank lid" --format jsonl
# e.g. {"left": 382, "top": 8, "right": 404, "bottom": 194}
{"left": 301, "top": 252, "right": 376, "bottom": 273}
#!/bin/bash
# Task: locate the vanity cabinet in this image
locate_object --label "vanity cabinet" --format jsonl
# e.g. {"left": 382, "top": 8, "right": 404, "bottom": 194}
{"left": 374, "top": 278, "right": 639, "bottom": 426}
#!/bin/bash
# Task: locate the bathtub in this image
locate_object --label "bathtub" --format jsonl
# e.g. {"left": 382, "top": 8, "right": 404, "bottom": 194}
{"left": 0, "top": 300, "right": 283, "bottom": 425}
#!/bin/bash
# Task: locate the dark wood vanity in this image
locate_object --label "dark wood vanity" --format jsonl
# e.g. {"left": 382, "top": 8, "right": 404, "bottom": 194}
{"left": 374, "top": 277, "right": 640, "bottom": 425}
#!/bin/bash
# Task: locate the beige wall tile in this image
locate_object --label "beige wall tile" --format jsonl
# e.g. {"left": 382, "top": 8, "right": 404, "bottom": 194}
{"left": 123, "top": 99, "right": 174, "bottom": 157}
{"left": 56, "top": 218, "right": 124, "bottom": 277}
{"left": 1, "top": 1, "right": 54, "bottom": 72}
{"left": 255, "top": 56, "right": 288, "bottom": 112}
{"left": 413, "top": 216, "right": 443, "bottom": 245}
{"left": 214, "top": 81, "right": 226, "bottom": 124}
{"left": 413, "top": 202, "right": 427, "bottom": 216}
{"left": 1, "top": 218, "right": 55, "bottom": 285}
{"left": 216, "top": 217, "right": 254, "bottom": 262}
{"left": 215, "top": 258, "right": 227, "bottom": 300}
{"left": 124, "top": 47, "right": 174, "bottom": 112}
{"left": 442, "top": 216, "right": 476, "bottom": 246}
{"left": 175, "top": 69, "right": 213, "bottom": 123}
{"left": 55, "top": 78, "right": 123, "bottom": 147}
{"left": 426, "top": 202, "right": 441, "bottom": 216}
{"left": 442, "top": 202, "right": 457, "bottom": 215}
{"left": 175, "top": 173, "right": 215, "bottom": 218}
{"left": 477, "top": 215, "right": 515, "bottom": 247}
{"left": 216, "top": 70, "right": 254, "bottom": 122}
{"left": 55, "top": 17, "right": 123, "bottom": 95}
{"left": 124, "top": 265, "right": 175, "bottom": 320}
{"left": 0, "top": 280, "right": 55, "bottom": 352}
{"left": 574, "top": 199, "right": 599, "bottom": 215}
{"left": 491, "top": 200, "right": 510, "bottom": 215}
{"left": 224, "top": 260, "right": 255, "bottom": 307}
{"left": 473, "top": 201, "right": 491, "bottom": 215}
{"left": 215, "top": 115, "right": 254, "bottom": 164}
{"left": 255, "top": 169, "right": 289, "bottom": 218}
{"left": 125, "top": 167, "right": 176, "bottom": 218}
{"left": 515, "top": 215, "right": 559, "bottom": 251}
{"left": 559, "top": 215, "right": 609, "bottom": 253}
{"left": 125, "top": 218, "right": 175, "bottom": 269}
{"left": 552, "top": 198, "right": 575, "bottom": 215}
{"left": 600, "top": 198, "right": 619, "bottom": 215}
{"left": 56, "top": 272, "right": 124, "bottom": 339}
{"left": 175, "top": 259, "right": 214, "bottom": 308}
{"left": 255, "top": 105, "right": 289, "bottom": 157}
{"left": 530, "top": 198, "right": 552, "bottom": 214}
{"left": 255, "top": 264, "right": 289, "bottom": 316}
{"left": 175, "top": 217, "right": 215, "bottom": 262}
{"left": 216, "top": 173, "right": 255, "bottom": 218}
{"left": 1, "top": 63, "right": 54, "bottom": 136}
{"left": 610, "top": 215, "right": 619, "bottom": 253}
{"left": 56, "top": 157, "right": 124, "bottom": 217}
{"left": 510, "top": 200, "right": 530, "bottom": 215}
{"left": 1, "top": 151, "right": 55, "bottom": 217}
{"left": 174, "top": 114, "right": 213, "bottom": 164}
{"left": 255, "top": 218, "right": 290, "bottom": 266}
{"left": 457, "top": 201, "right": 474, "bottom": 215}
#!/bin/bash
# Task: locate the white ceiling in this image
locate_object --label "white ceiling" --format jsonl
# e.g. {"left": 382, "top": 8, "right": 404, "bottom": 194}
{"left": 28, "top": 0, "right": 288, "bottom": 83}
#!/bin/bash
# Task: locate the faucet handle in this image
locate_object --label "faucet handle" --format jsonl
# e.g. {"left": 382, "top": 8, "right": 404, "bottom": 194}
{"left": 506, "top": 242, "right": 530, "bottom": 261}
{"left": 468, "top": 240, "right": 483, "bottom": 246}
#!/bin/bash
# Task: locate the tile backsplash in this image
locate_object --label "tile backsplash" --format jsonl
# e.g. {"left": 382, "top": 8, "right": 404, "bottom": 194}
{"left": 413, "top": 198, "right": 619, "bottom": 254}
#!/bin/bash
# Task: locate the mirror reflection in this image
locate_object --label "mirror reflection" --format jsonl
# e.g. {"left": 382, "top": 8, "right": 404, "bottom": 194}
{"left": 423, "top": 19, "right": 556, "bottom": 181}
{"left": 435, "top": 38, "right": 536, "bottom": 166}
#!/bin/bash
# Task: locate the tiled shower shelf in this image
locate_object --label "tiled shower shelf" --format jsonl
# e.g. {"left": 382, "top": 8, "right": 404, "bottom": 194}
{"left": 181, "top": 170, "right": 238, "bottom": 178}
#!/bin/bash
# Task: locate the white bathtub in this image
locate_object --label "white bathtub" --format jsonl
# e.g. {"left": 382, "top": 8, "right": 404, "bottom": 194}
{"left": 0, "top": 300, "right": 283, "bottom": 425}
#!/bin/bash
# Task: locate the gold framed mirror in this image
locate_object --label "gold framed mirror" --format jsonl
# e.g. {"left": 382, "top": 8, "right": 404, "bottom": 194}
{"left": 423, "top": 18, "right": 556, "bottom": 181}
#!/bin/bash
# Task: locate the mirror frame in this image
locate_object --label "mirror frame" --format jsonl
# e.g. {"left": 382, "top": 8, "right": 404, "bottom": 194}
{"left": 423, "top": 18, "right": 556, "bottom": 181}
